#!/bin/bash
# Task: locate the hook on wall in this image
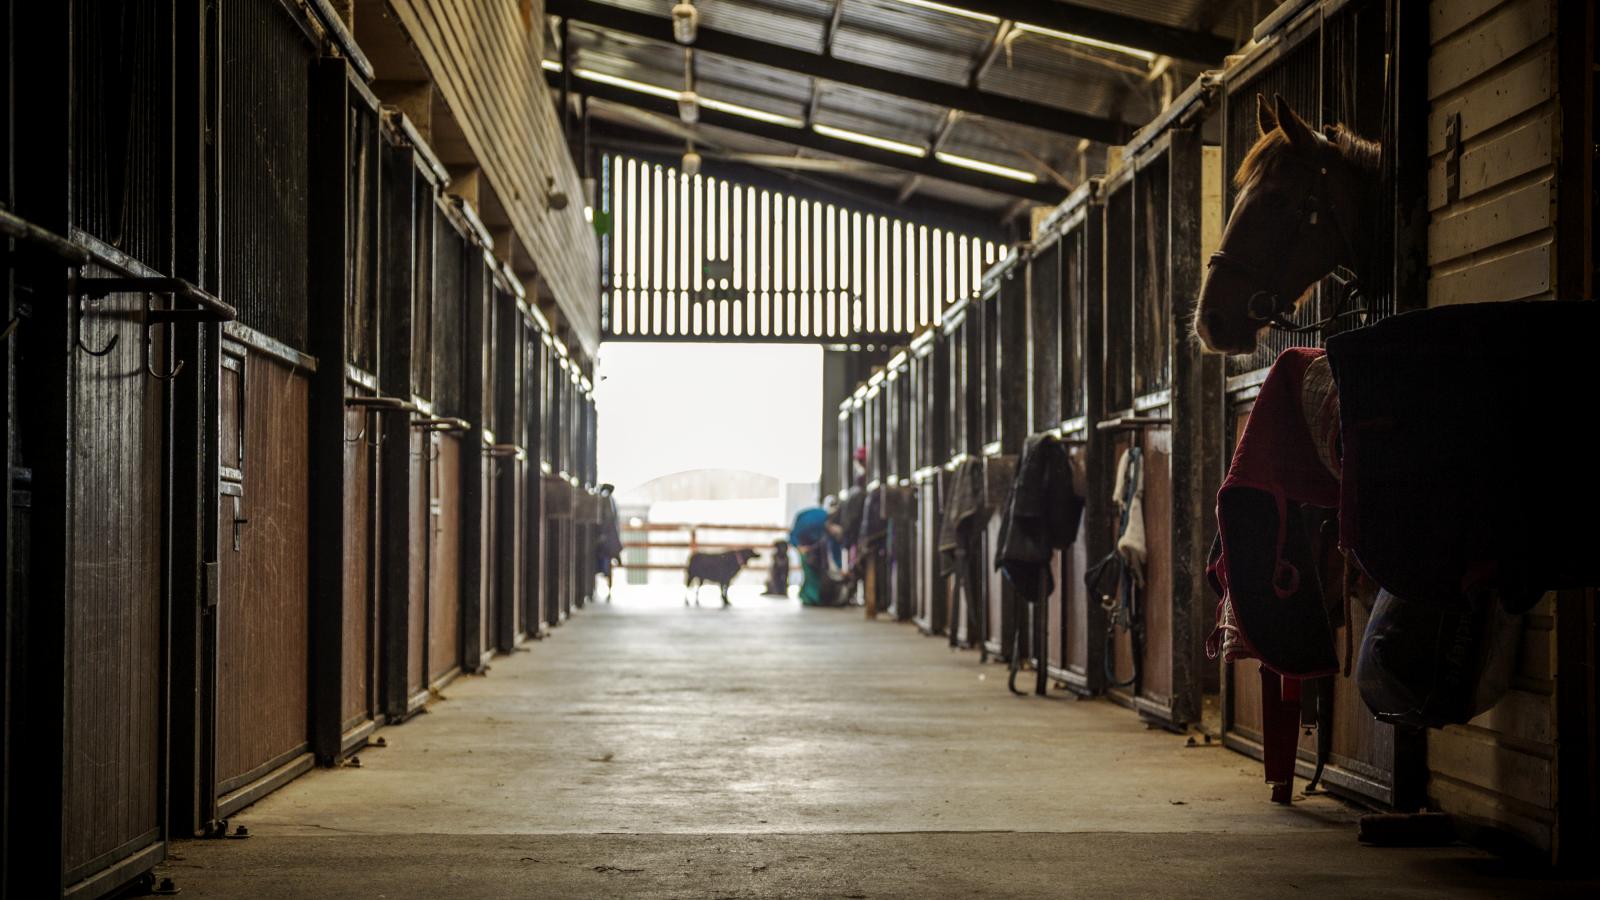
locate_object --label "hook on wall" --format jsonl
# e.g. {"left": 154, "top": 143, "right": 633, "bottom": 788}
{"left": 346, "top": 395, "right": 419, "bottom": 450}
{"left": 70, "top": 273, "right": 119, "bottom": 357}
{"left": 75, "top": 275, "right": 234, "bottom": 380}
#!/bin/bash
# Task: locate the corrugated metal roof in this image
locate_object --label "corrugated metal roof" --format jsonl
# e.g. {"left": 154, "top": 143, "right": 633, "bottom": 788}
{"left": 556, "top": 0, "right": 1248, "bottom": 214}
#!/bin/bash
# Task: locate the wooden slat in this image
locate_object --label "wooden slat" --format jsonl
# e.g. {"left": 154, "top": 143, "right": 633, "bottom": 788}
{"left": 1426, "top": 49, "right": 1554, "bottom": 154}
{"left": 1427, "top": 175, "right": 1552, "bottom": 264}
{"left": 1427, "top": 240, "right": 1551, "bottom": 305}
{"left": 1428, "top": 726, "right": 1553, "bottom": 809}
{"left": 1427, "top": 0, "right": 1550, "bottom": 99}
{"left": 1431, "top": 0, "right": 1508, "bottom": 41}
{"left": 1426, "top": 111, "right": 1554, "bottom": 211}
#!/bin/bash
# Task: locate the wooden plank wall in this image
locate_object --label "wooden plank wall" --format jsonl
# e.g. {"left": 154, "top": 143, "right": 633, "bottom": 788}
{"left": 383, "top": 0, "right": 600, "bottom": 354}
{"left": 1424, "top": 0, "right": 1560, "bottom": 852}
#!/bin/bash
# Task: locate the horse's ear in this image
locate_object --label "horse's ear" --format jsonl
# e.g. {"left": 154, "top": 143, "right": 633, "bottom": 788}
{"left": 1273, "top": 94, "right": 1315, "bottom": 150}
{"left": 1256, "top": 93, "right": 1276, "bottom": 136}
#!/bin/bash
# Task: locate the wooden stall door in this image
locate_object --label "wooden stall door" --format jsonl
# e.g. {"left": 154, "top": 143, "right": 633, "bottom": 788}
{"left": 214, "top": 348, "right": 311, "bottom": 811}
{"left": 61, "top": 287, "right": 166, "bottom": 884}
{"left": 914, "top": 479, "right": 945, "bottom": 635}
{"left": 478, "top": 451, "right": 495, "bottom": 665}
{"left": 1134, "top": 425, "right": 1177, "bottom": 723}
{"left": 340, "top": 395, "right": 376, "bottom": 736}
{"left": 405, "top": 428, "right": 429, "bottom": 708}
{"left": 492, "top": 455, "right": 526, "bottom": 650}
{"left": 428, "top": 432, "right": 463, "bottom": 685}
{"left": 1056, "top": 443, "right": 1094, "bottom": 691}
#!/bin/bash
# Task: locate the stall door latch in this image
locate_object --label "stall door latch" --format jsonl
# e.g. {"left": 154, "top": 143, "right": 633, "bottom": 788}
{"left": 231, "top": 496, "right": 249, "bottom": 552}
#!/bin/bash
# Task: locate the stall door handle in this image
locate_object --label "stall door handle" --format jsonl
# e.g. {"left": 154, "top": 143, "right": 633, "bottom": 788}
{"left": 232, "top": 497, "right": 250, "bottom": 552}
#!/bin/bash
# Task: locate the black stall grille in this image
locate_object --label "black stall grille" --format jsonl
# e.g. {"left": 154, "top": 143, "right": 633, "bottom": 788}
{"left": 71, "top": 0, "right": 174, "bottom": 270}
{"left": 1029, "top": 241, "right": 1062, "bottom": 430}
{"left": 347, "top": 98, "right": 380, "bottom": 372}
{"left": 1223, "top": 0, "right": 1392, "bottom": 378}
{"left": 1059, "top": 224, "right": 1088, "bottom": 421}
{"left": 1102, "top": 182, "right": 1134, "bottom": 413}
{"left": 1223, "top": 30, "right": 1320, "bottom": 378}
{"left": 1134, "top": 156, "right": 1171, "bottom": 397}
{"left": 431, "top": 213, "right": 468, "bottom": 415}
{"left": 220, "top": 0, "right": 312, "bottom": 348}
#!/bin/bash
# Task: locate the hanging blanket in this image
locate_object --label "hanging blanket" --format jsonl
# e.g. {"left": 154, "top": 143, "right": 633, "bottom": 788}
{"left": 1206, "top": 347, "right": 1341, "bottom": 678}
{"left": 995, "top": 433, "right": 1084, "bottom": 603}
{"left": 1326, "top": 300, "right": 1600, "bottom": 608}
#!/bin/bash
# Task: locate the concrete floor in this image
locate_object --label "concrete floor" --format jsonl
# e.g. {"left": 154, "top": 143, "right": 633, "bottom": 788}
{"left": 161, "top": 586, "right": 1594, "bottom": 898}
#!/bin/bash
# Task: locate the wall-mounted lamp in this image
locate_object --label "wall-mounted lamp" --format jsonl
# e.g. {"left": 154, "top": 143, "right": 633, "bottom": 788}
{"left": 677, "top": 90, "right": 700, "bottom": 125}
{"left": 672, "top": 2, "right": 698, "bottom": 44}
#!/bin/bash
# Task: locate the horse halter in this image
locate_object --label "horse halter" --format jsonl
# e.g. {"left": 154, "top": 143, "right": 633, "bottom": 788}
{"left": 1207, "top": 154, "right": 1368, "bottom": 335}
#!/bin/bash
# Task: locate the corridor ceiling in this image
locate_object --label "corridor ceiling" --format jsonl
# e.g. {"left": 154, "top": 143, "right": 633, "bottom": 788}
{"left": 545, "top": 0, "right": 1256, "bottom": 218}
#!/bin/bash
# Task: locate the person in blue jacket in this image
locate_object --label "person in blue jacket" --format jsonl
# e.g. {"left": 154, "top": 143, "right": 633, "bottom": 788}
{"left": 790, "top": 503, "right": 835, "bottom": 606}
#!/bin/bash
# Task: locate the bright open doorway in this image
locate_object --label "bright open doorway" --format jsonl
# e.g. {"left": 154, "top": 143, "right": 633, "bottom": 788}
{"left": 596, "top": 343, "right": 823, "bottom": 597}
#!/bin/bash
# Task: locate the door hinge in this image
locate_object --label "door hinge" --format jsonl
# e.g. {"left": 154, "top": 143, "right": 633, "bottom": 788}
{"left": 203, "top": 560, "right": 220, "bottom": 609}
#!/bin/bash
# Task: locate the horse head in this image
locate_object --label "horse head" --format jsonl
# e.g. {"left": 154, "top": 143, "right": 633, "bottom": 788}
{"left": 1193, "top": 94, "right": 1381, "bottom": 355}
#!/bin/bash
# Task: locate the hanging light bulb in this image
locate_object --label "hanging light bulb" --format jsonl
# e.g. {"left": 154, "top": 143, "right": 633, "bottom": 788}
{"left": 672, "top": 2, "right": 698, "bottom": 44}
{"left": 678, "top": 89, "right": 700, "bottom": 124}
{"left": 682, "top": 146, "right": 702, "bottom": 178}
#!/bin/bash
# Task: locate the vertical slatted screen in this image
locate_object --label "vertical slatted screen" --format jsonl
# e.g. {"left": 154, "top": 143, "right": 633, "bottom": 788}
{"left": 1059, "top": 220, "right": 1087, "bottom": 421}
{"left": 1223, "top": 33, "right": 1321, "bottom": 377}
{"left": 603, "top": 154, "right": 998, "bottom": 341}
{"left": 1222, "top": 1, "right": 1390, "bottom": 377}
{"left": 70, "top": 0, "right": 173, "bottom": 270}
{"left": 347, "top": 95, "right": 380, "bottom": 372}
{"left": 221, "top": 0, "right": 312, "bottom": 349}
{"left": 1029, "top": 241, "right": 1062, "bottom": 430}
{"left": 1102, "top": 181, "right": 1134, "bottom": 413}
{"left": 1133, "top": 156, "right": 1171, "bottom": 397}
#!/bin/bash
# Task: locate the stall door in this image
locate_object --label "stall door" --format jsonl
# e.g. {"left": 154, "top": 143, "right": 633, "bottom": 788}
{"left": 60, "top": 282, "right": 168, "bottom": 887}
{"left": 341, "top": 389, "right": 378, "bottom": 740}
{"left": 914, "top": 479, "right": 944, "bottom": 635}
{"left": 478, "top": 450, "right": 496, "bottom": 664}
{"left": 428, "top": 432, "right": 463, "bottom": 686}
{"left": 214, "top": 344, "right": 312, "bottom": 815}
{"left": 405, "top": 427, "right": 429, "bottom": 710}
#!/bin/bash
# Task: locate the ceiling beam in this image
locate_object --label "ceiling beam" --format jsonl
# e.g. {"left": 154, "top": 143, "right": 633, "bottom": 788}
{"left": 551, "top": 69, "right": 1066, "bottom": 204}
{"left": 546, "top": 0, "right": 1130, "bottom": 145}
{"left": 953, "top": 0, "right": 1236, "bottom": 64}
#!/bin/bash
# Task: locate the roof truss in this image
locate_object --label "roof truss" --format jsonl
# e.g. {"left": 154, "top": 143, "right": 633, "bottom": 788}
{"left": 547, "top": 0, "right": 1133, "bottom": 146}
{"left": 549, "top": 68, "right": 1068, "bottom": 204}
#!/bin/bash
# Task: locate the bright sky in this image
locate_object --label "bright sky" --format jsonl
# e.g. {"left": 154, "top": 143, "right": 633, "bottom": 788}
{"left": 594, "top": 343, "right": 823, "bottom": 494}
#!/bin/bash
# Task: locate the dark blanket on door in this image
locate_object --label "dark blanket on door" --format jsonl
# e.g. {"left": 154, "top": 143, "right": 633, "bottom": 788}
{"left": 1325, "top": 300, "right": 1600, "bottom": 609}
{"left": 995, "top": 432, "right": 1084, "bottom": 604}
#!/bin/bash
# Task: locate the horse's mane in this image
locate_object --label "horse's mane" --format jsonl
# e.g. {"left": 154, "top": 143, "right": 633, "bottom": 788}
{"left": 1233, "top": 123, "right": 1382, "bottom": 190}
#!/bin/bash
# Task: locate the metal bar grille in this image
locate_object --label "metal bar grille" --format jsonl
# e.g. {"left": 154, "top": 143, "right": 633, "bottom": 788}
{"left": 602, "top": 154, "right": 997, "bottom": 342}
{"left": 1134, "top": 155, "right": 1172, "bottom": 397}
{"left": 71, "top": 0, "right": 173, "bottom": 271}
{"left": 347, "top": 96, "right": 379, "bottom": 372}
{"left": 431, "top": 212, "right": 467, "bottom": 414}
{"left": 1102, "top": 180, "right": 1134, "bottom": 412}
{"left": 221, "top": 0, "right": 312, "bottom": 349}
{"left": 411, "top": 173, "right": 435, "bottom": 400}
{"left": 1059, "top": 222, "right": 1088, "bottom": 421}
{"left": 1222, "top": 1, "right": 1391, "bottom": 378}
{"left": 1029, "top": 240, "right": 1062, "bottom": 430}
